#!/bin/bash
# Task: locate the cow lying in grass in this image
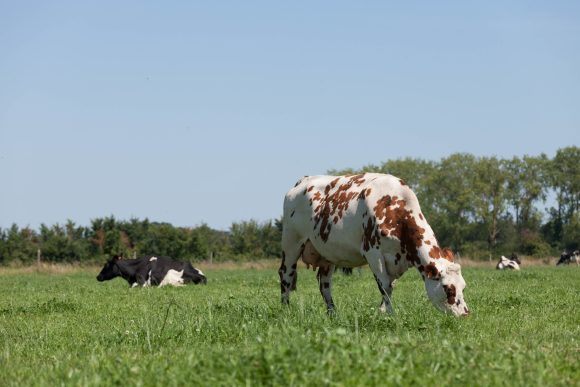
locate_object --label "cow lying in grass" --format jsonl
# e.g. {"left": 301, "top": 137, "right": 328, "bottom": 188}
{"left": 280, "top": 173, "right": 469, "bottom": 317}
{"left": 97, "top": 255, "right": 207, "bottom": 287}
{"left": 496, "top": 254, "right": 521, "bottom": 270}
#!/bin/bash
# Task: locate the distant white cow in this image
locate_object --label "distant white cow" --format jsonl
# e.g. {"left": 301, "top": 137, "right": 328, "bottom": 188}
{"left": 496, "top": 254, "right": 521, "bottom": 270}
{"left": 279, "top": 173, "right": 469, "bottom": 317}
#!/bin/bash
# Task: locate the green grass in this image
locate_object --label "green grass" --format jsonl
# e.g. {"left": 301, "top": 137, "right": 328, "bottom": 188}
{"left": 0, "top": 265, "right": 578, "bottom": 386}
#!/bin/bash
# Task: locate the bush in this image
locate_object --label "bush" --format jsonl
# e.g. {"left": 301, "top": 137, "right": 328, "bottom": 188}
{"left": 519, "top": 230, "right": 553, "bottom": 257}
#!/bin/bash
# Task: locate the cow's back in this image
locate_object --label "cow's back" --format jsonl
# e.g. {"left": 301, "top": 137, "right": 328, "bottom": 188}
{"left": 284, "top": 173, "right": 424, "bottom": 267}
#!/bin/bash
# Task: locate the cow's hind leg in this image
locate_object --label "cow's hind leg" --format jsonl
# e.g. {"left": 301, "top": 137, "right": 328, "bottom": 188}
{"left": 279, "top": 232, "right": 302, "bottom": 305}
{"left": 364, "top": 249, "right": 394, "bottom": 313}
{"left": 317, "top": 264, "right": 336, "bottom": 313}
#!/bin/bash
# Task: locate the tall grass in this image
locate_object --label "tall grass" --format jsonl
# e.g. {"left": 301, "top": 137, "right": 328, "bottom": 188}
{"left": 0, "top": 265, "right": 578, "bottom": 386}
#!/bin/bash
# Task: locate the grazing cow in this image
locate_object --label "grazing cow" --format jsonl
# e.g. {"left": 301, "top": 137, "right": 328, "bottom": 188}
{"left": 496, "top": 254, "right": 521, "bottom": 270}
{"left": 97, "top": 255, "right": 207, "bottom": 287}
{"left": 280, "top": 173, "right": 469, "bottom": 317}
{"left": 557, "top": 251, "right": 580, "bottom": 266}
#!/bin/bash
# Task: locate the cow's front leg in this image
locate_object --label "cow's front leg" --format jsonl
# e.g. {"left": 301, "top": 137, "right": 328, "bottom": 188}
{"left": 317, "top": 264, "right": 335, "bottom": 313}
{"left": 136, "top": 272, "right": 151, "bottom": 287}
{"left": 364, "top": 250, "right": 394, "bottom": 313}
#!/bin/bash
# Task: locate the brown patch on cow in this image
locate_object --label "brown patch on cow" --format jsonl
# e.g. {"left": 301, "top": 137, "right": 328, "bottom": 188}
{"left": 429, "top": 246, "right": 443, "bottom": 259}
{"left": 307, "top": 185, "right": 314, "bottom": 192}
{"left": 373, "top": 195, "right": 425, "bottom": 265}
{"left": 429, "top": 246, "right": 455, "bottom": 262}
{"left": 442, "top": 248, "right": 454, "bottom": 262}
{"left": 313, "top": 176, "right": 367, "bottom": 242}
{"left": 443, "top": 284, "right": 456, "bottom": 305}
{"left": 423, "top": 262, "right": 440, "bottom": 279}
{"left": 419, "top": 213, "right": 424, "bottom": 220}
{"left": 348, "top": 173, "right": 366, "bottom": 186}
{"left": 309, "top": 191, "right": 322, "bottom": 206}
{"left": 324, "top": 177, "right": 341, "bottom": 195}
{"left": 362, "top": 217, "right": 380, "bottom": 252}
{"left": 425, "top": 240, "right": 431, "bottom": 245}
{"left": 358, "top": 188, "right": 372, "bottom": 200}
{"left": 399, "top": 179, "right": 407, "bottom": 186}
{"left": 358, "top": 189, "right": 367, "bottom": 200}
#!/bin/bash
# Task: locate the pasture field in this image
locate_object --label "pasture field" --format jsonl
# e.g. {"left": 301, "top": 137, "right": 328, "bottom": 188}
{"left": 0, "top": 264, "right": 578, "bottom": 386}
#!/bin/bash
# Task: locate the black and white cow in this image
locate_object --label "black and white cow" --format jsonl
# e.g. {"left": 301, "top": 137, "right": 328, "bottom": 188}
{"left": 557, "top": 251, "right": 579, "bottom": 266}
{"left": 496, "top": 253, "right": 521, "bottom": 270}
{"left": 96, "top": 255, "right": 207, "bottom": 287}
{"left": 280, "top": 173, "right": 469, "bottom": 317}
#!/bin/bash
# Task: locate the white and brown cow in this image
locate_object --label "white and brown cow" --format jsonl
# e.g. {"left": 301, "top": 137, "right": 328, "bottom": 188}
{"left": 279, "top": 173, "right": 469, "bottom": 316}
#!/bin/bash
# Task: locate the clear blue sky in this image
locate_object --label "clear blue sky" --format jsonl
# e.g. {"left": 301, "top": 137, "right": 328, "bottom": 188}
{"left": 1, "top": 1, "right": 579, "bottom": 230}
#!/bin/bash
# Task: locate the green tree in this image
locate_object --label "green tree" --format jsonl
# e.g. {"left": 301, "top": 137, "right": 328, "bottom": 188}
{"left": 472, "top": 157, "right": 509, "bottom": 256}
{"left": 377, "top": 158, "right": 437, "bottom": 200}
{"left": 550, "top": 146, "right": 580, "bottom": 225}
{"left": 137, "top": 222, "right": 188, "bottom": 258}
{"left": 427, "top": 153, "right": 478, "bottom": 250}
{"left": 505, "top": 155, "right": 549, "bottom": 230}
{"left": 1, "top": 224, "right": 38, "bottom": 264}
{"left": 230, "top": 220, "right": 262, "bottom": 258}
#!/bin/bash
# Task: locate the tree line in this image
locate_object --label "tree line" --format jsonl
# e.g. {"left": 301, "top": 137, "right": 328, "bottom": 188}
{"left": 0, "top": 146, "right": 578, "bottom": 265}
{"left": 0, "top": 218, "right": 282, "bottom": 265}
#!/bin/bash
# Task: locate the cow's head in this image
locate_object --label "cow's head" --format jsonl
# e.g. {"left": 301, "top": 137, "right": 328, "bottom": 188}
{"left": 96, "top": 255, "right": 122, "bottom": 282}
{"left": 510, "top": 253, "right": 521, "bottom": 265}
{"left": 190, "top": 267, "right": 207, "bottom": 285}
{"left": 424, "top": 261, "right": 469, "bottom": 317}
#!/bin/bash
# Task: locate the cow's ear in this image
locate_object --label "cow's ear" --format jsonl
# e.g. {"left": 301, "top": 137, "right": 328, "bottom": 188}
{"left": 442, "top": 248, "right": 454, "bottom": 261}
